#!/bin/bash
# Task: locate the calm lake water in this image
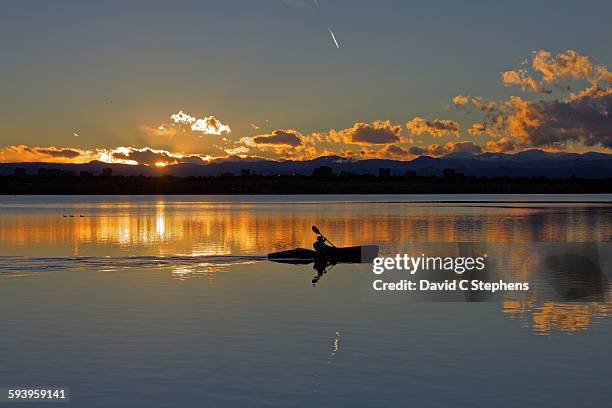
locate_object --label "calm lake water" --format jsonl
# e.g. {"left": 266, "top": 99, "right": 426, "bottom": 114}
{"left": 0, "top": 195, "right": 611, "bottom": 407}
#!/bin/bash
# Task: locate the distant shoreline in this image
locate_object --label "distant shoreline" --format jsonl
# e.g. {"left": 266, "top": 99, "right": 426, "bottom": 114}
{"left": 2, "top": 174, "right": 612, "bottom": 195}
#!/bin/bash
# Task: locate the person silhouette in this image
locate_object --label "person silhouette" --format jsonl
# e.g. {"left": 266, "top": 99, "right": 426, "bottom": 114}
{"left": 313, "top": 235, "right": 332, "bottom": 254}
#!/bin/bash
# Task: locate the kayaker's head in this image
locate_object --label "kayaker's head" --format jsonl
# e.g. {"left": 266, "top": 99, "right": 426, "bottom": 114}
{"left": 316, "top": 235, "right": 325, "bottom": 243}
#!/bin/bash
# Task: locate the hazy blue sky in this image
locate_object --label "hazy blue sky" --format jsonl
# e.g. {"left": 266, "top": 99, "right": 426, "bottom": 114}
{"left": 1, "top": 0, "right": 611, "bottom": 162}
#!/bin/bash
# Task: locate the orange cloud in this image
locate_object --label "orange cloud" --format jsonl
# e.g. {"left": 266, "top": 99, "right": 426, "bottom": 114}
{"left": 406, "top": 117, "right": 460, "bottom": 138}
{"left": 475, "top": 88, "right": 612, "bottom": 148}
{"left": 252, "top": 129, "right": 303, "bottom": 147}
{"left": 451, "top": 95, "right": 496, "bottom": 111}
{"left": 223, "top": 146, "right": 250, "bottom": 156}
{"left": 0, "top": 145, "right": 95, "bottom": 163}
{"left": 451, "top": 95, "right": 469, "bottom": 107}
{"left": 381, "top": 144, "right": 414, "bottom": 159}
{"left": 532, "top": 50, "right": 595, "bottom": 84}
{"left": 455, "top": 50, "right": 612, "bottom": 150}
{"left": 485, "top": 137, "right": 516, "bottom": 153}
{"left": 471, "top": 97, "right": 497, "bottom": 112}
{"left": 0, "top": 145, "right": 215, "bottom": 166}
{"left": 502, "top": 50, "right": 612, "bottom": 94}
{"left": 502, "top": 69, "right": 550, "bottom": 93}
{"left": 329, "top": 121, "right": 403, "bottom": 145}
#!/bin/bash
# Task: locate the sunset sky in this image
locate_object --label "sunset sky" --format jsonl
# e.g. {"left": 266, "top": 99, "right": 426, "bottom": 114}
{"left": 1, "top": 0, "right": 611, "bottom": 165}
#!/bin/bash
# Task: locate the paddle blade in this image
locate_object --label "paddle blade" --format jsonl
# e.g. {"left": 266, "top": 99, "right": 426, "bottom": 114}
{"left": 312, "top": 225, "right": 321, "bottom": 235}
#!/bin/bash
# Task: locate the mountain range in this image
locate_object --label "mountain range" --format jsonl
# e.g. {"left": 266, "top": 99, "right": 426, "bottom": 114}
{"left": 2, "top": 150, "right": 612, "bottom": 179}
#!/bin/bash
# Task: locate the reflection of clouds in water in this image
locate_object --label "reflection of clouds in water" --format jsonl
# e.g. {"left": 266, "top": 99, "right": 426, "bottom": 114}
{"left": 2, "top": 202, "right": 611, "bottom": 257}
{"left": 501, "top": 242, "right": 611, "bottom": 335}
{"left": 387, "top": 242, "right": 611, "bottom": 334}
{"left": 1, "top": 199, "right": 611, "bottom": 335}
{"left": 504, "top": 300, "right": 611, "bottom": 335}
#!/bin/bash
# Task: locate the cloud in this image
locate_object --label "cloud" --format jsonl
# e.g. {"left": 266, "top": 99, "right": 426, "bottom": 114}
{"left": 452, "top": 95, "right": 496, "bottom": 111}
{"left": 336, "top": 142, "right": 487, "bottom": 160}
{"left": 98, "top": 146, "right": 215, "bottom": 165}
{"left": 456, "top": 50, "right": 612, "bottom": 150}
{"left": 4, "top": 50, "right": 609, "bottom": 166}
{"left": 177, "top": 154, "right": 213, "bottom": 164}
{"left": 0, "top": 145, "right": 220, "bottom": 166}
{"left": 192, "top": 116, "right": 231, "bottom": 135}
{"left": 170, "top": 111, "right": 195, "bottom": 125}
{"left": 381, "top": 145, "right": 413, "bottom": 159}
{"left": 408, "top": 146, "right": 427, "bottom": 156}
{"left": 568, "top": 84, "right": 611, "bottom": 101}
{"left": 169, "top": 110, "right": 231, "bottom": 136}
{"left": 502, "top": 50, "right": 612, "bottom": 94}
{"left": 35, "top": 147, "right": 83, "bottom": 158}
{"left": 0, "top": 145, "right": 94, "bottom": 163}
{"left": 140, "top": 125, "right": 179, "bottom": 138}
{"left": 451, "top": 95, "right": 469, "bottom": 107}
{"left": 110, "top": 147, "right": 186, "bottom": 166}
{"left": 467, "top": 122, "right": 498, "bottom": 137}
{"left": 252, "top": 129, "right": 303, "bottom": 147}
{"left": 329, "top": 121, "right": 403, "bottom": 145}
{"left": 224, "top": 146, "right": 250, "bottom": 155}
{"left": 408, "top": 141, "right": 483, "bottom": 157}
{"left": 406, "top": 117, "right": 460, "bottom": 138}
{"left": 502, "top": 69, "right": 550, "bottom": 93}
{"left": 479, "top": 88, "right": 612, "bottom": 148}
{"left": 470, "top": 97, "right": 497, "bottom": 112}
{"left": 439, "top": 141, "right": 482, "bottom": 155}
{"left": 518, "top": 91, "right": 611, "bottom": 147}
{"left": 532, "top": 49, "right": 596, "bottom": 84}
{"left": 485, "top": 137, "right": 516, "bottom": 153}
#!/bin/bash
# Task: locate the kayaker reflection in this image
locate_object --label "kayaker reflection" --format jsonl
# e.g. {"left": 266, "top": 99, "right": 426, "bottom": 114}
{"left": 312, "top": 258, "right": 334, "bottom": 285}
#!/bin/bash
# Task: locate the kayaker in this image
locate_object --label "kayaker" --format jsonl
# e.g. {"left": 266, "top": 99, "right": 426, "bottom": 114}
{"left": 313, "top": 235, "right": 333, "bottom": 254}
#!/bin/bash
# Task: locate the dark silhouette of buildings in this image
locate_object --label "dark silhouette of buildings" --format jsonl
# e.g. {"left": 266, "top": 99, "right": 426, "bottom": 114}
{"left": 240, "top": 169, "right": 252, "bottom": 177}
{"left": 379, "top": 168, "right": 391, "bottom": 178}
{"left": 38, "top": 168, "right": 62, "bottom": 177}
{"left": 312, "top": 166, "right": 333, "bottom": 178}
{"left": 102, "top": 168, "right": 113, "bottom": 177}
{"left": 1, "top": 171, "right": 610, "bottom": 194}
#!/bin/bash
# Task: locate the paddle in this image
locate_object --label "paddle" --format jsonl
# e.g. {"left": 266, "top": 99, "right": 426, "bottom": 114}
{"left": 311, "top": 225, "right": 336, "bottom": 248}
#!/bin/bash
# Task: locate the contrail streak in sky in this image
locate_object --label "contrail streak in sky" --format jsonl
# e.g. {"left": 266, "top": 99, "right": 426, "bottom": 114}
{"left": 328, "top": 28, "right": 340, "bottom": 49}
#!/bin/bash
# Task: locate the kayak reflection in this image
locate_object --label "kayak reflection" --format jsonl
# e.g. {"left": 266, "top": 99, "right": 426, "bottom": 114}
{"left": 268, "top": 244, "right": 379, "bottom": 285}
{"left": 267, "top": 257, "right": 339, "bottom": 286}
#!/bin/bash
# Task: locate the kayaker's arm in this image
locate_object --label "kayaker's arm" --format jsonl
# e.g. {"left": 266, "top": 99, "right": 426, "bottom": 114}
{"left": 312, "top": 225, "right": 336, "bottom": 247}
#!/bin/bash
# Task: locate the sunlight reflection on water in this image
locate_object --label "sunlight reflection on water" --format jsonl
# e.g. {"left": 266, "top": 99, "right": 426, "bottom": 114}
{"left": 0, "top": 196, "right": 611, "bottom": 337}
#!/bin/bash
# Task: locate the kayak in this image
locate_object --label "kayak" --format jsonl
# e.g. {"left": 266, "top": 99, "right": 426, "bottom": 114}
{"left": 268, "top": 245, "right": 379, "bottom": 263}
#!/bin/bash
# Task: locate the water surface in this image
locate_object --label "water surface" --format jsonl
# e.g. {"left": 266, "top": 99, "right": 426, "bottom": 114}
{"left": 0, "top": 195, "right": 610, "bottom": 407}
